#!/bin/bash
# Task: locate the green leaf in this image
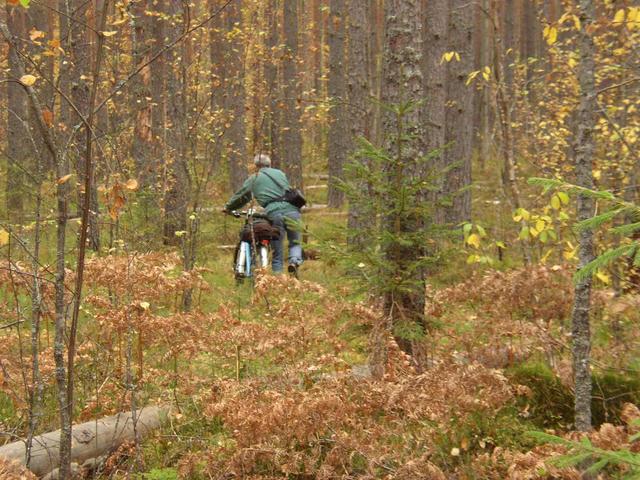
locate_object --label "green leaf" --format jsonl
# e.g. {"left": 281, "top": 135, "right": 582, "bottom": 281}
{"left": 19, "top": 0, "right": 30, "bottom": 7}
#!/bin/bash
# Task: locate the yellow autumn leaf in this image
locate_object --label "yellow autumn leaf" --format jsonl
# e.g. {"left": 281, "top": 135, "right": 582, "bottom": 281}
{"left": 613, "top": 8, "right": 626, "bottom": 24}
{"left": 572, "top": 15, "right": 581, "bottom": 30}
{"left": 29, "top": 28, "right": 45, "bottom": 41}
{"left": 536, "top": 219, "right": 546, "bottom": 232}
{"left": 19, "top": 74, "right": 37, "bottom": 86}
{"left": 57, "top": 173, "right": 74, "bottom": 184}
{"left": 101, "top": 31, "right": 118, "bottom": 37}
{"left": 558, "top": 192, "right": 570, "bottom": 205}
{"left": 441, "top": 51, "right": 460, "bottom": 63}
{"left": 596, "top": 271, "right": 611, "bottom": 284}
{"left": 482, "top": 66, "right": 491, "bottom": 81}
{"left": 551, "top": 195, "right": 561, "bottom": 210}
{"left": 543, "top": 25, "right": 558, "bottom": 45}
{"left": 466, "top": 233, "right": 481, "bottom": 248}
{"left": 0, "top": 229, "right": 9, "bottom": 246}
{"left": 125, "top": 178, "right": 139, "bottom": 191}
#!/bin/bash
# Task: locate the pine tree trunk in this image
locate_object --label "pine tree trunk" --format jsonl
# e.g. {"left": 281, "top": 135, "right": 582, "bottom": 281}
{"left": 382, "top": 0, "right": 426, "bottom": 355}
{"left": 282, "top": 0, "right": 303, "bottom": 187}
{"left": 31, "top": 0, "right": 55, "bottom": 173}
{"left": 150, "top": 0, "right": 166, "bottom": 182}
{"left": 132, "top": 0, "right": 154, "bottom": 190}
{"left": 346, "top": 0, "right": 373, "bottom": 244}
{"left": 443, "top": 0, "right": 474, "bottom": 224}
{"left": 5, "top": 5, "right": 27, "bottom": 222}
{"left": 572, "top": 0, "right": 597, "bottom": 433}
{"left": 327, "top": 0, "right": 347, "bottom": 208}
{"left": 226, "top": 1, "right": 248, "bottom": 191}
{"left": 266, "top": 0, "right": 281, "bottom": 166}
{"left": 163, "top": 0, "right": 190, "bottom": 245}
{"left": 69, "top": 0, "right": 100, "bottom": 250}
{"left": 422, "top": 0, "right": 449, "bottom": 224}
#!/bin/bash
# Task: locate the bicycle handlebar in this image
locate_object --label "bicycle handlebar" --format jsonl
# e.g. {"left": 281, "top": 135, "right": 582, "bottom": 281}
{"left": 227, "top": 209, "right": 270, "bottom": 220}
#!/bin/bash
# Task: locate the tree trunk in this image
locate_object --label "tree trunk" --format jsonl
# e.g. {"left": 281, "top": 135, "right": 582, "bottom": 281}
{"left": 69, "top": 0, "right": 100, "bottom": 251}
{"left": 572, "top": 0, "right": 596, "bottom": 433}
{"left": 150, "top": 0, "right": 166, "bottom": 186}
{"left": 226, "top": 1, "right": 248, "bottom": 191}
{"left": 327, "top": 0, "right": 347, "bottom": 208}
{"left": 0, "top": 407, "right": 167, "bottom": 478}
{"left": 30, "top": 0, "right": 55, "bottom": 173}
{"left": 208, "top": 0, "right": 224, "bottom": 174}
{"left": 346, "top": 0, "right": 373, "bottom": 244}
{"left": 442, "top": 0, "right": 474, "bottom": 224}
{"left": 422, "top": 0, "right": 449, "bottom": 224}
{"left": 132, "top": 0, "right": 155, "bottom": 190}
{"left": 163, "top": 0, "right": 190, "bottom": 245}
{"left": 265, "top": 0, "right": 280, "bottom": 166}
{"left": 5, "top": 4, "right": 27, "bottom": 222}
{"left": 282, "top": 0, "right": 303, "bottom": 187}
{"left": 382, "top": 0, "right": 426, "bottom": 355}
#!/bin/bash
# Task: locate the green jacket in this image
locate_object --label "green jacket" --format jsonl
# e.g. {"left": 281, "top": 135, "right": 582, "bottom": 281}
{"left": 224, "top": 167, "right": 299, "bottom": 217}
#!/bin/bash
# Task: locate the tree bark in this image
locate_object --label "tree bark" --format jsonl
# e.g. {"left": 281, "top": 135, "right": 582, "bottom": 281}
{"left": 132, "top": 0, "right": 155, "bottom": 190}
{"left": 572, "top": 0, "right": 597, "bottom": 433}
{"left": 5, "top": 4, "right": 27, "bottom": 222}
{"left": 327, "top": 0, "right": 347, "bottom": 208}
{"left": 69, "top": 0, "right": 100, "bottom": 251}
{"left": 422, "top": 0, "right": 449, "bottom": 224}
{"left": 282, "top": 0, "right": 303, "bottom": 187}
{"left": 163, "top": 0, "right": 190, "bottom": 245}
{"left": 0, "top": 407, "right": 167, "bottom": 478}
{"left": 382, "top": 0, "right": 426, "bottom": 355}
{"left": 442, "top": 0, "right": 474, "bottom": 224}
{"left": 346, "top": 0, "right": 373, "bottom": 243}
{"left": 265, "top": 0, "right": 280, "bottom": 166}
{"left": 226, "top": 1, "right": 247, "bottom": 191}
{"left": 150, "top": 0, "right": 166, "bottom": 181}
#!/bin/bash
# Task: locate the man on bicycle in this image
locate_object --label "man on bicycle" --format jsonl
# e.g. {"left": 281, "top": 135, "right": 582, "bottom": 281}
{"left": 223, "top": 154, "right": 303, "bottom": 275}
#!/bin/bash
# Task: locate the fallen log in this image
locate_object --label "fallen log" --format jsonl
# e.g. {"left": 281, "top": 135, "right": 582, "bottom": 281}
{"left": 0, "top": 405, "right": 167, "bottom": 478}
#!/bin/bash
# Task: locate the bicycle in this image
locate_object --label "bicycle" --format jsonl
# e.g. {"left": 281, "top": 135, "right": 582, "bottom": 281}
{"left": 227, "top": 209, "right": 279, "bottom": 285}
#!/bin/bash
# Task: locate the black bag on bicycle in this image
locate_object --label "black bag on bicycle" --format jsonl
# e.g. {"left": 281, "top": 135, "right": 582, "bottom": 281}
{"left": 239, "top": 218, "right": 280, "bottom": 242}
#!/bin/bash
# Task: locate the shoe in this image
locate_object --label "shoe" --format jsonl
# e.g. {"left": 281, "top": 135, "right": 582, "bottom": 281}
{"left": 288, "top": 263, "right": 298, "bottom": 278}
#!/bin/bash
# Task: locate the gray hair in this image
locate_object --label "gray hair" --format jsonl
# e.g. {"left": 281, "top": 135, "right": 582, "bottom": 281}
{"left": 253, "top": 153, "right": 271, "bottom": 168}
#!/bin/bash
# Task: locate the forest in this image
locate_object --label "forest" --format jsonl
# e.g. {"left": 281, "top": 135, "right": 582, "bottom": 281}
{"left": 1, "top": 0, "right": 640, "bottom": 478}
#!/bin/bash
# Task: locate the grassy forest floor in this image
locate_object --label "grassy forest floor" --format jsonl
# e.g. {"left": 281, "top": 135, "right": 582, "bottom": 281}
{"left": 2, "top": 170, "right": 640, "bottom": 479}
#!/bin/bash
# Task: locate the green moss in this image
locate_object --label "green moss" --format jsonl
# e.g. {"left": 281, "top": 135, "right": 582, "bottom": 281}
{"left": 507, "top": 361, "right": 574, "bottom": 428}
{"left": 508, "top": 361, "right": 640, "bottom": 429}
{"left": 592, "top": 371, "right": 640, "bottom": 425}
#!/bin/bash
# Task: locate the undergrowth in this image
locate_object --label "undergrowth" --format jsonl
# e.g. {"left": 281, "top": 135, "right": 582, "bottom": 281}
{"left": 2, "top": 226, "right": 640, "bottom": 478}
